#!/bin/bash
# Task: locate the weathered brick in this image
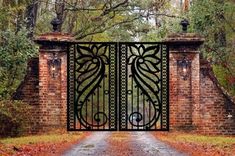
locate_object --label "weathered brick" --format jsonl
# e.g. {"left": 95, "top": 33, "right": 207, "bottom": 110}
{"left": 13, "top": 32, "right": 235, "bottom": 135}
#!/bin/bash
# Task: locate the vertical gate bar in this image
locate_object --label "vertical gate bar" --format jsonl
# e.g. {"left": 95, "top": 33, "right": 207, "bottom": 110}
{"left": 162, "top": 44, "right": 165, "bottom": 130}
{"left": 97, "top": 84, "right": 100, "bottom": 129}
{"left": 155, "top": 43, "right": 157, "bottom": 129}
{"left": 118, "top": 43, "right": 122, "bottom": 130}
{"left": 115, "top": 43, "right": 118, "bottom": 130}
{"left": 67, "top": 44, "right": 70, "bottom": 130}
{"left": 125, "top": 43, "right": 126, "bottom": 130}
{"left": 92, "top": 91, "right": 94, "bottom": 129}
{"left": 160, "top": 44, "right": 169, "bottom": 130}
{"left": 119, "top": 44, "right": 121, "bottom": 130}
{"left": 161, "top": 44, "right": 163, "bottom": 130}
{"left": 109, "top": 43, "right": 117, "bottom": 130}
{"left": 113, "top": 43, "right": 116, "bottom": 130}
{"left": 167, "top": 45, "right": 170, "bottom": 130}
{"left": 119, "top": 43, "right": 127, "bottom": 130}
{"left": 131, "top": 76, "right": 134, "bottom": 129}
{"left": 149, "top": 99, "right": 151, "bottom": 129}
{"left": 86, "top": 100, "right": 87, "bottom": 128}
{"left": 74, "top": 44, "right": 76, "bottom": 130}
{"left": 72, "top": 44, "right": 75, "bottom": 130}
{"left": 109, "top": 44, "right": 111, "bottom": 130}
{"left": 125, "top": 44, "right": 128, "bottom": 129}
{"left": 103, "top": 78, "right": 105, "bottom": 129}
{"left": 119, "top": 43, "right": 121, "bottom": 130}
{"left": 143, "top": 94, "right": 145, "bottom": 129}
{"left": 137, "top": 87, "right": 139, "bottom": 129}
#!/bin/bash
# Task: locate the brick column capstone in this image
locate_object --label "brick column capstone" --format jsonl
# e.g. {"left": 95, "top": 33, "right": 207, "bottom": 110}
{"left": 35, "top": 33, "right": 74, "bottom": 132}
{"left": 165, "top": 33, "right": 204, "bottom": 131}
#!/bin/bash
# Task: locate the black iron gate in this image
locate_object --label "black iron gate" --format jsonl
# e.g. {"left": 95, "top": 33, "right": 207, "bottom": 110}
{"left": 67, "top": 42, "right": 169, "bottom": 131}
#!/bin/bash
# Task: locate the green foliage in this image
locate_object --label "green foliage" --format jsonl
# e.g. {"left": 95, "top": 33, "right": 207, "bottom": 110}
{"left": 189, "top": 0, "right": 227, "bottom": 61}
{"left": 213, "top": 65, "right": 235, "bottom": 95}
{"left": 189, "top": 0, "right": 235, "bottom": 96}
{"left": 213, "top": 65, "right": 230, "bottom": 87}
{"left": 0, "top": 0, "right": 29, "bottom": 31}
{"left": 189, "top": 0, "right": 235, "bottom": 60}
{"left": 35, "top": 9, "right": 54, "bottom": 35}
{"left": 0, "top": 7, "right": 9, "bottom": 30}
{"left": 0, "top": 28, "right": 38, "bottom": 99}
{"left": 0, "top": 100, "right": 32, "bottom": 137}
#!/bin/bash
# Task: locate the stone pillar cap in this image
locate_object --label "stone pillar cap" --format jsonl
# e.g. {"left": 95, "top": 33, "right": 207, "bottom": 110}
{"left": 34, "top": 32, "right": 75, "bottom": 44}
{"left": 164, "top": 33, "right": 205, "bottom": 45}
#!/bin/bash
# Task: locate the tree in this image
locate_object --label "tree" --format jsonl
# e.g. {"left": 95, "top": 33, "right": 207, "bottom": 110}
{"left": 0, "top": 0, "right": 182, "bottom": 99}
{"left": 33, "top": 0, "right": 179, "bottom": 40}
{"left": 0, "top": 28, "right": 37, "bottom": 99}
{"left": 0, "top": 0, "right": 39, "bottom": 99}
{"left": 25, "top": 0, "right": 39, "bottom": 37}
{"left": 190, "top": 0, "right": 235, "bottom": 95}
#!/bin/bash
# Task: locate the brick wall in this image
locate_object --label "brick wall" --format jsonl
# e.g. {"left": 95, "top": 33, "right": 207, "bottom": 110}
{"left": 12, "top": 58, "right": 40, "bottom": 132}
{"left": 170, "top": 53, "right": 196, "bottom": 131}
{"left": 166, "top": 33, "right": 235, "bottom": 135}
{"left": 13, "top": 58, "right": 39, "bottom": 105}
{"left": 198, "top": 61, "right": 235, "bottom": 135}
{"left": 13, "top": 32, "right": 235, "bottom": 135}
{"left": 13, "top": 33, "right": 72, "bottom": 132}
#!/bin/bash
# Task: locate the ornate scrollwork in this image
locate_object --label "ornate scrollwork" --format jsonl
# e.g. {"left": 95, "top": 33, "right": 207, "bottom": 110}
{"left": 69, "top": 42, "right": 168, "bottom": 131}
{"left": 75, "top": 44, "right": 109, "bottom": 128}
{"left": 127, "top": 44, "right": 162, "bottom": 128}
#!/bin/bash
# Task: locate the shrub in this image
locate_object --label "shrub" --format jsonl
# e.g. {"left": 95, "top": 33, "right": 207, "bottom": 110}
{"left": 0, "top": 100, "right": 32, "bottom": 137}
{"left": 0, "top": 28, "right": 38, "bottom": 99}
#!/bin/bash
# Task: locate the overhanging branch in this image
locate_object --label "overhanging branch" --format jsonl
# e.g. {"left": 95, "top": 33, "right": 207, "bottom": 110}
{"left": 75, "top": 16, "right": 141, "bottom": 40}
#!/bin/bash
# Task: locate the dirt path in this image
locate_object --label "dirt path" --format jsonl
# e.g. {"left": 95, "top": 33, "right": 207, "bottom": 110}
{"left": 63, "top": 132, "right": 187, "bottom": 156}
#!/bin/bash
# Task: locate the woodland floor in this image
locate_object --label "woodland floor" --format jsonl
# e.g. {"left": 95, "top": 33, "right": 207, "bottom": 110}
{"left": 0, "top": 132, "right": 235, "bottom": 156}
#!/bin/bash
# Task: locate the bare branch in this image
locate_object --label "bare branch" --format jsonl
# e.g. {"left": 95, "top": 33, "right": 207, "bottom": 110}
{"left": 104, "top": 0, "right": 128, "bottom": 12}
{"left": 75, "top": 15, "right": 144, "bottom": 40}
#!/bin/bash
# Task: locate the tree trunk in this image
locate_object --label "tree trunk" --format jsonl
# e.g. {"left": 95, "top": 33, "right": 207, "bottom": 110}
{"left": 25, "top": 0, "right": 38, "bottom": 38}
{"left": 154, "top": 0, "right": 166, "bottom": 28}
{"left": 214, "top": 0, "right": 226, "bottom": 47}
{"left": 183, "top": 0, "right": 190, "bottom": 12}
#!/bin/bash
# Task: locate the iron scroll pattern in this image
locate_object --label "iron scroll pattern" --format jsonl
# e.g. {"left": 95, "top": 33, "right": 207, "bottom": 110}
{"left": 68, "top": 43, "right": 117, "bottom": 130}
{"left": 119, "top": 43, "right": 169, "bottom": 130}
{"left": 68, "top": 42, "right": 169, "bottom": 131}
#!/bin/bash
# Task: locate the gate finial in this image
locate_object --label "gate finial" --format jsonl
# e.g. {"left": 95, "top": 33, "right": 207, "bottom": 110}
{"left": 180, "top": 19, "right": 190, "bottom": 33}
{"left": 51, "top": 18, "right": 62, "bottom": 32}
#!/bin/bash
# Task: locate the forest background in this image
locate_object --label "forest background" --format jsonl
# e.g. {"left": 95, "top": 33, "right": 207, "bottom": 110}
{"left": 0, "top": 0, "right": 234, "bottom": 135}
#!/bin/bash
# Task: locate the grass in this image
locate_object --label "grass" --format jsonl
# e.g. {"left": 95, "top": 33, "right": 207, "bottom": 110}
{"left": 172, "top": 134, "right": 235, "bottom": 147}
{"left": 153, "top": 132, "right": 235, "bottom": 156}
{"left": 157, "top": 133, "right": 235, "bottom": 147}
{"left": 0, "top": 132, "right": 84, "bottom": 145}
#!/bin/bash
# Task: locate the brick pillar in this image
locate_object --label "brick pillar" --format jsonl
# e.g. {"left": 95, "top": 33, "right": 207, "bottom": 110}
{"left": 35, "top": 33, "right": 74, "bottom": 132}
{"left": 166, "top": 33, "right": 204, "bottom": 131}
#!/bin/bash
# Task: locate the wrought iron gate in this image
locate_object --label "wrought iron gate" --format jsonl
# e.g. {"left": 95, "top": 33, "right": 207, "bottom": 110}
{"left": 67, "top": 42, "right": 169, "bottom": 131}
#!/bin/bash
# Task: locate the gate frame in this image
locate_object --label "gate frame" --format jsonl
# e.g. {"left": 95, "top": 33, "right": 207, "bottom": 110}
{"left": 67, "top": 42, "right": 169, "bottom": 131}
